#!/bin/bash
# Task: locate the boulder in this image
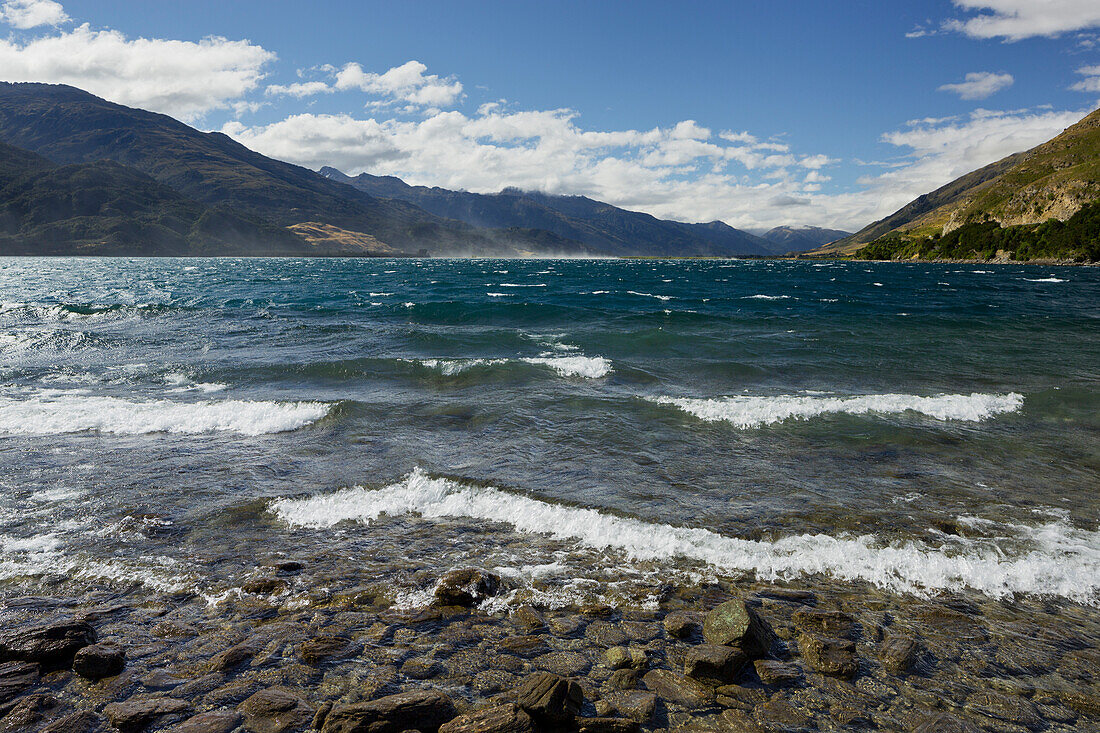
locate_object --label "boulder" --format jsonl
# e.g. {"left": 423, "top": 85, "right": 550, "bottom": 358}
{"left": 516, "top": 672, "right": 583, "bottom": 723}
{"left": 239, "top": 688, "right": 316, "bottom": 733}
{"left": 510, "top": 606, "right": 545, "bottom": 633}
{"left": 0, "top": 660, "right": 39, "bottom": 704}
{"left": 603, "top": 647, "right": 647, "bottom": 671}
{"left": 299, "top": 636, "right": 361, "bottom": 665}
{"left": 210, "top": 638, "right": 262, "bottom": 672}
{"left": 605, "top": 668, "right": 642, "bottom": 691}
{"left": 879, "top": 632, "right": 922, "bottom": 675}
{"left": 641, "top": 670, "right": 714, "bottom": 708}
{"left": 0, "top": 620, "right": 96, "bottom": 669}
{"left": 965, "top": 691, "right": 1043, "bottom": 731}
{"left": 400, "top": 657, "right": 443, "bottom": 680}
{"left": 798, "top": 634, "right": 858, "bottom": 679}
{"left": 321, "top": 690, "right": 456, "bottom": 733}
{"left": 752, "top": 659, "right": 802, "bottom": 686}
{"left": 662, "top": 611, "right": 701, "bottom": 639}
{"left": 41, "top": 710, "right": 111, "bottom": 733}
{"left": 0, "top": 692, "right": 57, "bottom": 728}
{"left": 72, "top": 643, "right": 125, "bottom": 680}
{"left": 701, "top": 601, "right": 773, "bottom": 658}
{"left": 602, "top": 690, "right": 656, "bottom": 723}
{"left": 683, "top": 644, "right": 748, "bottom": 684}
{"left": 434, "top": 569, "right": 501, "bottom": 607}
{"left": 791, "top": 608, "right": 855, "bottom": 639}
{"left": 102, "top": 697, "right": 190, "bottom": 733}
{"left": 438, "top": 702, "right": 534, "bottom": 733}
{"left": 575, "top": 717, "right": 639, "bottom": 733}
{"left": 167, "top": 710, "right": 244, "bottom": 733}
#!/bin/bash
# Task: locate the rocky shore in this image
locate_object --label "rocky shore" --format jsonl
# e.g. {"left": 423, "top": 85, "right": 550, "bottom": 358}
{"left": 1, "top": 567, "right": 1098, "bottom": 733}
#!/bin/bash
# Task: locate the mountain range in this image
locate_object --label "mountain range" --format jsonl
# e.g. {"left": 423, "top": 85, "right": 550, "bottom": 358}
{"left": 0, "top": 82, "right": 839, "bottom": 258}
{"left": 814, "top": 106, "right": 1100, "bottom": 260}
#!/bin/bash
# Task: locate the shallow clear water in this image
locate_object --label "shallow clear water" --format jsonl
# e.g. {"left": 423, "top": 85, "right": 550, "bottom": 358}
{"left": 0, "top": 257, "right": 1097, "bottom": 611}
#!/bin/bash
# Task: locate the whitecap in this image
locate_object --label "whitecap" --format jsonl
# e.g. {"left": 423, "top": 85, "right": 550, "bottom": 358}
{"left": 627, "top": 291, "right": 672, "bottom": 301}
{"left": 521, "top": 356, "right": 612, "bottom": 379}
{"left": 1023, "top": 277, "right": 1066, "bottom": 283}
{"left": 742, "top": 294, "right": 792, "bottom": 300}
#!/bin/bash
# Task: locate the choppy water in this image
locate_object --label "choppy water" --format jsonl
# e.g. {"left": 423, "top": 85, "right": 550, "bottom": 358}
{"left": 0, "top": 257, "right": 1097, "bottom": 612}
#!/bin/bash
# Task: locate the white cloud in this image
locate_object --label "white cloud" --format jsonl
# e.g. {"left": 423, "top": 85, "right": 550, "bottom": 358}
{"left": 938, "top": 71, "right": 1014, "bottom": 99}
{"left": 334, "top": 60, "right": 462, "bottom": 107}
{"left": 1071, "top": 64, "right": 1100, "bottom": 92}
{"left": 0, "top": 23, "right": 274, "bottom": 120}
{"left": 945, "top": 0, "right": 1100, "bottom": 40}
{"left": 0, "top": 0, "right": 67, "bottom": 29}
{"left": 266, "top": 80, "right": 332, "bottom": 97}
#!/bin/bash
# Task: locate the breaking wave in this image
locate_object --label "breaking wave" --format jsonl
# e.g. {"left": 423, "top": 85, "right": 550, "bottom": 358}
{"left": 413, "top": 355, "right": 611, "bottom": 379}
{"left": 272, "top": 468, "right": 1100, "bottom": 603}
{"left": 650, "top": 392, "right": 1024, "bottom": 428}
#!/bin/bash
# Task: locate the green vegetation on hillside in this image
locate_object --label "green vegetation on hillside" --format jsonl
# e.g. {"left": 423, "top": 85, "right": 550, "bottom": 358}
{"left": 855, "top": 200, "right": 1100, "bottom": 262}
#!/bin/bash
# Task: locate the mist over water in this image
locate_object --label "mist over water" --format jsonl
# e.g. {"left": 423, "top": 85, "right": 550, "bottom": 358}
{"left": 0, "top": 256, "right": 1097, "bottom": 610}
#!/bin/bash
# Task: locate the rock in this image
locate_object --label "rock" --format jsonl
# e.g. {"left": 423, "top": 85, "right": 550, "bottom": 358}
{"left": 516, "top": 672, "right": 583, "bottom": 723}
{"left": 0, "top": 620, "right": 96, "bottom": 669}
{"left": 1057, "top": 689, "right": 1100, "bottom": 717}
{"left": 0, "top": 692, "right": 57, "bottom": 728}
{"left": 241, "top": 578, "right": 289, "bottom": 595}
{"left": 879, "top": 632, "right": 922, "bottom": 675}
{"left": 641, "top": 670, "right": 714, "bottom": 708}
{"left": 210, "top": 639, "right": 262, "bottom": 671}
{"left": 752, "top": 699, "right": 813, "bottom": 730}
{"left": 579, "top": 604, "right": 615, "bottom": 618}
{"left": 400, "top": 657, "right": 443, "bottom": 680}
{"left": 40, "top": 710, "right": 111, "bottom": 733}
{"left": 438, "top": 702, "right": 534, "bottom": 733}
{"left": 510, "top": 606, "right": 545, "bottom": 633}
{"left": 605, "top": 668, "right": 642, "bottom": 691}
{"left": 701, "top": 601, "right": 772, "bottom": 658}
{"left": 0, "top": 661, "right": 39, "bottom": 704}
{"left": 754, "top": 588, "right": 816, "bottom": 605}
{"left": 575, "top": 717, "right": 639, "bottom": 733}
{"left": 683, "top": 644, "right": 748, "bottom": 684}
{"left": 791, "top": 608, "right": 855, "bottom": 639}
{"left": 603, "top": 647, "right": 647, "bottom": 671}
{"left": 322, "top": 690, "right": 456, "bottom": 733}
{"left": 548, "top": 617, "right": 585, "bottom": 637}
{"left": 715, "top": 684, "right": 768, "bottom": 711}
{"left": 275, "top": 561, "right": 303, "bottom": 573}
{"left": 299, "top": 636, "right": 361, "bottom": 665}
{"left": 798, "top": 633, "right": 857, "bottom": 679}
{"left": 752, "top": 659, "right": 802, "bottom": 686}
{"left": 102, "top": 697, "right": 190, "bottom": 733}
{"left": 72, "top": 643, "right": 125, "bottom": 680}
{"left": 966, "top": 691, "right": 1043, "bottom": 731}
{"left": 434, "top": 569, "right": 501, "bottom": 607}
{"left": 911, "top": 712, "right": 981, "bottom": 733}
{"left": 584, "top": 621, "right": 627, "bottom": 647}
{"left": 662, "top": 612, "right": 701, "bottom": 639}
{"left": 312, "top": 702, "right": 333, "bottom": 731}
{"left": 498, "top": 636, "right": 549, "bottom": 659}
{"left": 535, "top": 650, "right": 590, "bottom": 677}
{"left": 166, "top": 710, "right": 243, "bottom": 733}
{"left": 603, "top": 690, "right": 656, "bottom": 723}
{"left": 239, "top": 687, "right": 315, "bottom": 733}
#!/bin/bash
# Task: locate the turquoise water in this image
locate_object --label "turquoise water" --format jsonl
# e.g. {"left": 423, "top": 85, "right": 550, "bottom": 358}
{"left": 0, "top": 257, "right": 1097, "bottom": 609}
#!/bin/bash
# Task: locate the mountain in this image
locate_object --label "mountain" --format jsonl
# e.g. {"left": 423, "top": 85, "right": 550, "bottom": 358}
{"left": 0, "top": 82, "right": 586, "bottom": 257}
{"left": 0, "top": 140, "right": 308, "bottom": 255}
{"left": 814, "top": 106, "right": 1100, "bottom": 257}
{"left": 320, "top": 167, "right": 775, "bottom": 256}
{"left": 758, "top": 225, "right": 850, "bottom": 253}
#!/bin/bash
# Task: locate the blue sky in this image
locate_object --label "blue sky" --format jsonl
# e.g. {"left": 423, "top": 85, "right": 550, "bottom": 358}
{"left": 2, "top": 0, "right": 1099, "bottom": 230}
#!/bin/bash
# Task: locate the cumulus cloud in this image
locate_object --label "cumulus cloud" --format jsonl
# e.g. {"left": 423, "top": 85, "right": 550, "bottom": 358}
{"left": 945, "top": 0, "right": 1100, "bottom": 40}
{"left": 0, "top": 23, "right": 274, "bottom": 121}
{"left": 1071, "top": 64, "right": 1100, "bottom": 92}
{"left": 938, "top": 71, "right": 1014, "bottom": 99}
{"left": 266, "top": 80, "right": 332, "bottom": 97}
{"left": 0, "top": 0, "right": 67, "bottom": 29}
{"left": 334, "top": 60, "right": 462, "bottom": 107}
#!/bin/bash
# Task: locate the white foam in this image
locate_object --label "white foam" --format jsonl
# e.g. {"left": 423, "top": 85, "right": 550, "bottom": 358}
{"left": 0, "top": 395, "right": 330, "bottom": 436}
{"left": 273, "top": 469, "right": 1100, "bottom": 603}
{"left": 743, "top": 294, "right": 791, "bottom": 300}
{"left": 521, "top": 356, "right": 612, "bottom": 378}
{"left": 1023, "top": 277, "right": 1066, "bottom": 283}
{"left": 650, "top": 392, "right": 1024, "bottom": 428}
{"left": 627, "top": 291, "right": 672, "bottom": 301}
{"left": 418, "top": 358, "right": 507, "bottom": 375}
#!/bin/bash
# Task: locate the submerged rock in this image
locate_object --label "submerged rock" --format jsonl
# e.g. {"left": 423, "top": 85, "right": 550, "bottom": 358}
{"left": 0, "top": 620, "right": 96, "bottom": 669}
{"left": 438, "top": 702, "right": 534, "bottom": 733}
{"left": 791, "top": 608, "right": 855, "bottom": 639}
{"left": 753, "top": 659, "right": 803, "bottom": 686}
{"left": 434, "top": 569, "right": 501, "bottom": 608}
{"left": 72, "top": 643, "right": 125, "bottom": 680}
{"left": 516, "top": 671, "right": 583, "bottom": 723}
{"left": 602, "top": 690, "right": 656, "bottom": 723}
{"left": 798, "top": 633, "right": 858, "bottom": 679}
{"left": 40, "top": 710, "right": 111, "bottom": 733}
{"left": 879, "top": 632, "right": 922, "bottom": 675}
{"left": 166, "top": 710, "right": 243, "bottom": 733}
{"left": 683, "top": 644, "right": 748, "bottom": 684}
{"left": 575, "top": 717, "right": 639, "bottom": 733}
{"left": 238, "top": 687, "right": 315, "bottom": 733}
{"left": 0, "top": 660, "right": 39, "bottom": 704}
{"left": 321, "top": 690, "right": 456, "bottom": 733}
{"left": 701, "top": 600, "right": 773, "bottom": 658}
{"left": 0, "top": 692, "right": 57, "bottom": 728}
{"left": 641, "top": 670, "right": 714, "bottom": 708}
{"left": 102, "top": 697, "right": 190, "bottom": 733}
{"left": 298, "top": 636, "right": 361, "bottom": 666}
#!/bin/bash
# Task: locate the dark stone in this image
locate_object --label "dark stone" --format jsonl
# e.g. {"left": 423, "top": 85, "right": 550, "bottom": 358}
{"left": 605, "top": 668, "right": 642, "bottom": 691}
{"left": 434, "top": 569, "right": 501, "bottom": 608}
{"left": 312, "top": 702, "right": 334, "bottom": 731}
{"left": 102, "top": 697, "right": 190, "bottom": 733}
{"left": 299, "top": 636, "right": 361, "bottom": 665}
{"left": 72, "top": 643, "right": 125, "bottom": 679}
{"left": 210, "top": 638, "right": 262, "bottom": 671}
{"left": 584, "top": 621, "right": 627, "bottom": 647}
{"left": 791, "top": 608, "right": 855, "bottom": 638}
{"left": 399, "top": 657, "right": 443, "bottom": 680}
{"left": 880, "top": 632, "right": 922, "bottom": 675}
{"left": 275, "top": 561, "right": 303, "bottom": 574}
{"left": 641, "top": 670, "right": 714, "bottom": 708}
{"left": 0, "top": 620, "right": 96, "bottom": 669}
{"left": 510, "top": 606, "right": 545, "bottom": 633}
{"left": 754, "top": 588, "right": 816, "bottom": 605}
{"left": 241, "top": 578, "right": 289, "bottom": 595}
{"left": 321, "top": 690, "right": 456, "bottom": 733}
{"left": 910, "top": 712, "right": 981, "bottom": 733}
{"left": 40, "top": 710, "right": 111, "bottom": 733}
{"left": 0, "top": 692, "right": 57, "bottom": 728}
{"left": 238, "top": 687, "right": 315, "bottom": 733}
{"left": 438, "top": 702, "right": 534, "bottom": 733}
{"left": 0, "top": 660, "right": 39, "bottom": 704}
{"left": 603, "top": 690, "right": 656, "bottom": 723}
{"left": 798, "top": 633, "right": 858, "bottom": 679}
{"left": 166, "top": 710, "right": 243, "bottom": 733}
{"left": 603, "top": 647, "right": 647, "bottom": 671}
{"left": 575, "top": 717, "right": 639, "bottom": 733}
{"left": 701, "top": 600, "right": 773, "bottom": 658}
{"left": 965, "top": 691, "right": 1043, "bottom": 731}
{"left": 535, "top": 651, "right": 590, "bottom": 677}
{"left": 516, "top": 672, "right": 583, "bottom": 723}
{"left": 753, "top": 659, "right": 802, "bottom": 686}
{"left": 498, "top": 636, "right": 549, "bottom": 659}
{"left": 662, "top": 611, "right": 701, "bottom": 639}
{"left": 683, "top": 644, "right": 748, "bottom": 684}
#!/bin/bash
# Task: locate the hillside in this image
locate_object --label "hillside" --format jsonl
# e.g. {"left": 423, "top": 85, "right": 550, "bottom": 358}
{"left": 0, "top": 83, "right": 586, "bottom": 257}
{"left": 759, "top": 225, "right": 850, "bottom": 252}
{"left": 0, "top": 140, "right": 308, "bottom": 255}
{"left": 816, "top": 107, "right": 1100, "bottom": 256}
{"left": 320, "top": 168, "right": 776, "bottom": 256}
